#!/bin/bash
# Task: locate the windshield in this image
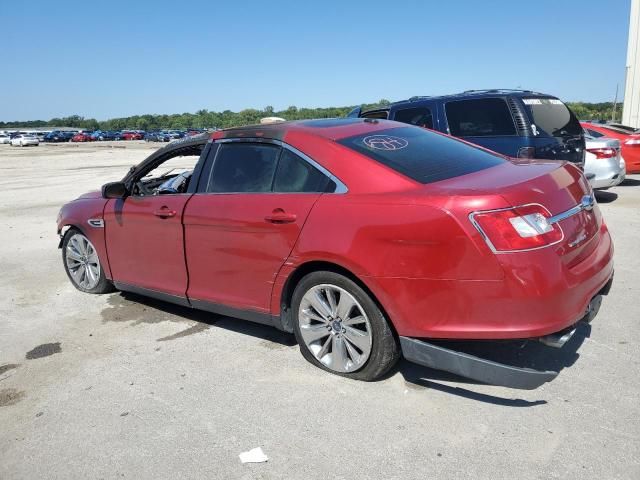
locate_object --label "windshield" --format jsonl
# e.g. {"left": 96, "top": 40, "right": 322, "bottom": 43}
{"left": 523, "top": 97, "right": 582, "bottom": 137}
{"left": 337, "top": 126, "right": 505, "bottom": 184}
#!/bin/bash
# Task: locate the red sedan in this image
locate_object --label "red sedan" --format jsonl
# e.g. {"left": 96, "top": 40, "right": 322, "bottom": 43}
{"left": 56, "top": 120, "right": 613, "bottom": 389}
{"left": 121, "top": 131, "right": 144, "bottom": 140}
{"left": 71, "top": 132, "right": 94, "bottom": 142}
{"left": 581, "top": 122, "right": 640, "bottom": 173}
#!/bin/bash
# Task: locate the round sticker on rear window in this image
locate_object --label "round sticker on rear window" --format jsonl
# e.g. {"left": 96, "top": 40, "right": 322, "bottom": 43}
{"left": 363, "top": 135, "right": 408, "bottom": 151}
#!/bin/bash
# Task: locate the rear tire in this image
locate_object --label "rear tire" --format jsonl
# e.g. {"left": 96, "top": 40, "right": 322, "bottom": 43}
{"left": 62, "top": 228, "right": 114, "bottom": 294}
{"left": 291, "top": 271, "right": 400, "bottom": 381}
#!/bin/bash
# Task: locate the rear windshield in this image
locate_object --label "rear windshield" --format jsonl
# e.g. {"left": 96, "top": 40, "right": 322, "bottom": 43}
{"left": 522, "top": 97, "right": 582, "bottom": 137}
{"left": 337, "top": 126, "right": 505, "bottom": 184}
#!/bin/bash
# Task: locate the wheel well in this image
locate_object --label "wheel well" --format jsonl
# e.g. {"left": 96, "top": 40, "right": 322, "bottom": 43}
{"left": 278, "top": 261, "right": 397, "bottom": 337}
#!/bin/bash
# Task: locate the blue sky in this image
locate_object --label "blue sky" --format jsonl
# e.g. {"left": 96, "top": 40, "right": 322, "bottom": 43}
{"left": 0, "top": 0, "right": 631, "bottom": 121}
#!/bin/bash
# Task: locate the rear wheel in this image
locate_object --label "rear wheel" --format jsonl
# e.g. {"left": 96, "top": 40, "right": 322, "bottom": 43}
{"left": 292, "top": 271, "right": 400, "bottom": 381}
{"left": 62, "top": 229, "right": 114, "bottom": 294}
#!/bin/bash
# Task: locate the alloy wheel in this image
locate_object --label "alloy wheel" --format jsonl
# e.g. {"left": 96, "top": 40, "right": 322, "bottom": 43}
{"left": 298, "top": 284, "right": 373, "bottom": 373}
{"left": 65, "top": 233, "right": 101, "bottom": 290}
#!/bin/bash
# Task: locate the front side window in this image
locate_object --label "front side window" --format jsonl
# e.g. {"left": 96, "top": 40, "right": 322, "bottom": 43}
{"left": 132, "top": 143, "right": 205, "bottom": 196}
{"left": 394, "top": 107, "right": 433, "bottom": 129}
{"left": 273, "top": 149, "right": 333, "bottom": 193}
{"left": 445, "top": 98, "right": 517, "bottom": 137}
{"left": 207, "top": 143, "right": 279, "bottom": 193}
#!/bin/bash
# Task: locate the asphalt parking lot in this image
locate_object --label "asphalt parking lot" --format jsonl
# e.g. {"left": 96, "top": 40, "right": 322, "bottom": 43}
{"left": 0, "top": 142, "right": 638, "bottom": 480}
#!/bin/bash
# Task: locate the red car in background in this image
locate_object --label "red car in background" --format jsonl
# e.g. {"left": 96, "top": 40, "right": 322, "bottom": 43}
{"left": 121, "top": 131, "right": 144, "bottom": 140}
{"left": 56, "top": 120, "right": 613, "bottom": 389}
{"left": 581, "top": 122, "right": 640, "bottom": 173}
{"left": 71, "top": 132, "right": 94, "bottom": 142}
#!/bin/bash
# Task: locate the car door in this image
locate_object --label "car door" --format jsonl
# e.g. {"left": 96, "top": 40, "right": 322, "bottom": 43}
{"left": 183, "top": 140, "right": 337, "bottom": 316}
{"left": 103, "top": 144, "right": 205, "bottom": 300}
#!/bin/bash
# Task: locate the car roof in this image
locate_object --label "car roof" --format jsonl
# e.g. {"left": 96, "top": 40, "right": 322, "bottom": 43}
{"left": 362, "top": 89, "right": 555, "bottom": 113}
{"left": 212, "top": 118, "right": 401, "bottom": 142}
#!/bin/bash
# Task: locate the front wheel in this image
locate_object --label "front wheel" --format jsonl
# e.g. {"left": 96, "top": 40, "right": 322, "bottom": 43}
{"left": 62, "top": 229, "right": 114, "bottom": 294}
{"left": 292, "top": 271, "right": 400, "bottom": 381}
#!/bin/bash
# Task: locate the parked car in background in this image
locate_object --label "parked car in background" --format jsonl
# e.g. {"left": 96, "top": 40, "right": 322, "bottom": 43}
{"left": 581, "top": 122, "right": 640, "bottom": 173}
{"left": 34, "top": 132, "right": 50, "bottom": 142}
{"left": 121, "top": 131, "right": 144, "bottom": 140}
{"left": 145, "top": 131, "right": 171, "bottom": 142}
{"left": 350, "top": 89, "right": 586, "bottom": 168}
{"left": 0, "top": 134, "right": 11, "bottom": 144}
{"left": 11, "top": 134, "right": 39, "bottom": 147}
{"left": 46, "top": 131, "right": 76, "bottom": 142}
{"left": 93, "top": 131, "right": 122, "bottom": 141}
{"left": 57, "top": 119, "right": 613, "bottom": 389}
{"left": 71, "top": 132, "right": 94, "bottom": 142}
{"left": 584, "top": 134, "right": 625, "bottom": 189}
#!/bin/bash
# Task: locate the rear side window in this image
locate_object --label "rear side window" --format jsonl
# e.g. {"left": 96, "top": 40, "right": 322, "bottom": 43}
{"left": 273, "top": 149, "right": 333, "bottom": 193}
{"left": 208, "top": 143, "right": 279, "bottom": 192}
{"left": 445, "top": 98, "right": 516, "bottom": 136}
{"left": 393, "top": 107, "right": 434, "bottom": 129}
{"left": 585, "top": 128, "right": 604, "bottom": 138}
{"left": 337, "top": 126, "right": 505, "bottom": 184}
{"left": 522, "top": 97, "right": 582, "bottom": 137}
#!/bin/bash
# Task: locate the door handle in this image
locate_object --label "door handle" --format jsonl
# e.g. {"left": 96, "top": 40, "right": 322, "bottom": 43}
{"left": 265, "top": 209, "right": 297, "bottom": 224}
{"left": 153, "top": 207, "right": 177, "bottom": 218}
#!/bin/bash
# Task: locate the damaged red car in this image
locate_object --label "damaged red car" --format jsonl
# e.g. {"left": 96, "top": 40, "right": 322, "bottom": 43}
{"left": 57, "top": 119, "right": 614, "bottom": 389}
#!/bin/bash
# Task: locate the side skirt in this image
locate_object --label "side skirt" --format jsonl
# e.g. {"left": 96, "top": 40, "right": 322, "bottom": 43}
{"left": 113, "top": 281, "right": 282, "bottom": 329}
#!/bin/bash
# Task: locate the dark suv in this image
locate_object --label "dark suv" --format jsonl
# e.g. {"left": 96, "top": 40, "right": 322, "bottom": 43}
{"left": 349, "top": 89, "right": 585, "bottom": 166}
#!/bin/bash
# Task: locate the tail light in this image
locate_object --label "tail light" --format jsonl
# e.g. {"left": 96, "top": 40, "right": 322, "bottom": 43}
{"left": 517, "top": 146, "right": 536, "bottom": 158}
{"left": 587, "top": 147, "right": 617, "bottom": 159}
{"left": 470, "top": 204, "right": 563, "bottom": 253}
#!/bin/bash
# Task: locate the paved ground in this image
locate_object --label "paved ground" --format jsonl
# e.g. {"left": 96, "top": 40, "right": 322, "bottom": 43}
{"left": 0, "top": 142, "right": 638, "bottom": 480}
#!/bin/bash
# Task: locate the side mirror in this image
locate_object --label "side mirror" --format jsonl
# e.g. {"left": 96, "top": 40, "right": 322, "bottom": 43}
{"left": 102, "top": 181, "right": 128, "bottom": 199}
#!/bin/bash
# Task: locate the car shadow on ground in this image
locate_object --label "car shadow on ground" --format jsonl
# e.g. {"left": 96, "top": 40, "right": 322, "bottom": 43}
{"left": 594, "top": 190, "right": 618, "bottom": 203}
{"left": 109, "top": 291, "right": 589, "bottom": 404}
{"left": 112, "top": 291, "right": 296, "bottom": 346}
{"left": 394, "top": 322, "right": 592, "bottom": 406}
{"left": 620, "top": 177, "right": 640, "bottom": 186}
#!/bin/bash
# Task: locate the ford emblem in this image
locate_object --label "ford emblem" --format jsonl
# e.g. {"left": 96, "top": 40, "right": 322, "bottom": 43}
{"left": 581, "top": 195, "right": 595, "bottom": 211}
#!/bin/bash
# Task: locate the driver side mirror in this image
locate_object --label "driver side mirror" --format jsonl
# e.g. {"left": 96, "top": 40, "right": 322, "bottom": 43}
{"left": 102, "top": 181, "right": 128, "bottom": 199}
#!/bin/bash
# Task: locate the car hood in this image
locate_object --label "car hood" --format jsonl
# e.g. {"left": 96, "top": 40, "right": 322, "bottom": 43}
{"left": 76, "top": 190, "right": 103, "bottom": 200}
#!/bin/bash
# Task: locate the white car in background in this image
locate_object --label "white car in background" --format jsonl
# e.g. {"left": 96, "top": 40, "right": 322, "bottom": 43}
{"left": 584, "top": 134, "right": 625, "bottom": 189}
{"left": 10, "top": 134, "right": 40, "bottom": 147}
{"left": 0, "top": 134, "right": 11, "bottom": 144}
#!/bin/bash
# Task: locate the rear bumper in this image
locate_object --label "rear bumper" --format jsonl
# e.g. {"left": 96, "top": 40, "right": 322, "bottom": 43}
{"left": 371, "top": 224, "right": 614, "bottom": 340}
{"left": 400, "top": 284, "right": 610, "bottom": 389}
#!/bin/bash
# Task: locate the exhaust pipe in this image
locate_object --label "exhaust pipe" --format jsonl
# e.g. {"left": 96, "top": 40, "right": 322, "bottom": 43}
{"left": 538, "top": 294, "right": 603, "bottom": 348}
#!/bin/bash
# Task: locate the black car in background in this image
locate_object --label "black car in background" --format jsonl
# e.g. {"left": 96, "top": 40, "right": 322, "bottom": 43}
{"left": 349, "top": 89, "right": 586, "bottom": 167}
{"left": 44, "top": 131, "right": 75, "bottom": 142}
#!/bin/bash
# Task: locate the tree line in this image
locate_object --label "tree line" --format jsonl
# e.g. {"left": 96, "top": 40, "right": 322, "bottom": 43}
{"left": 0, "top": 100, "right": 622, "bottom": 130}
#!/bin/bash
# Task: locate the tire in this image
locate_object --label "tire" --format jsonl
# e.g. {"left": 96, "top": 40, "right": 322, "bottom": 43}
{"left": 62, "top": 228, "right": 114, "bottom": 294}
{"left": 291, "top": 271, "right": 400, "bottom": 381}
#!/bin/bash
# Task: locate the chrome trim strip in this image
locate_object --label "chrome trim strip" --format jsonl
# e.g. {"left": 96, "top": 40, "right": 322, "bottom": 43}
{"left": 548, "top": 194, "right": 595, "bottom": 225}
{"left": 215, "top": 137, "right": 348, "bottom": 193}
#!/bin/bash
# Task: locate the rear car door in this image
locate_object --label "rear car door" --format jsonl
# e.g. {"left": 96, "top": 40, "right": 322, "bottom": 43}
{"left": 103, "top": 143, "right": 206, "bottom": 299}
{"left": 183, "top": 140, "right": 337, "bottom": 315}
